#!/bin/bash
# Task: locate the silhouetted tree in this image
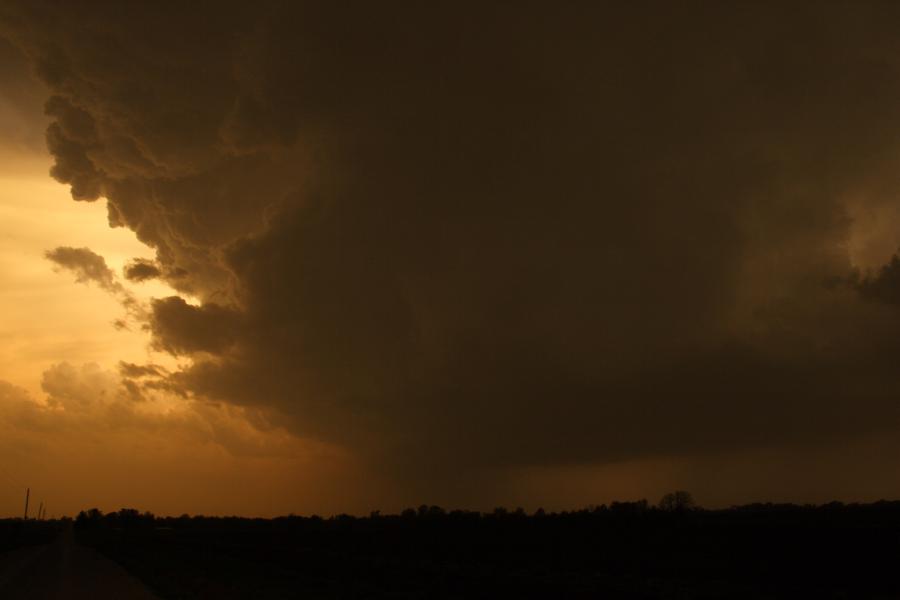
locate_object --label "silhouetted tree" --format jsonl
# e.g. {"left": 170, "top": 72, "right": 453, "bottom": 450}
{"left": 76, "top": 508, "right": 103, "bottom": 528}
{"left": 658, "top": 491, "right": 696, "bottom": 512}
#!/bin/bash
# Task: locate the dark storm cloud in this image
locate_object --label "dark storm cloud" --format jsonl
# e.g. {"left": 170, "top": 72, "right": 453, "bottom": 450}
{"left": 122, "top": 258, "right": 161, "bottom": 282}
{"left": 9, "top": 1, "right": 900, "bottom": 493}
{"left": 856, "top": 256, "right": 900, "bottom": 305}
{"left": 117, "top": 361, "right": 165, "bottom": 379}
{"left": 149, "top": 297, "right": 242, "bottom": 355}
{"left": 44, "top": 100, "right": 103, "bottom": 200}
{"left": 45, "top": 246, "right": 120, "bottom": 292}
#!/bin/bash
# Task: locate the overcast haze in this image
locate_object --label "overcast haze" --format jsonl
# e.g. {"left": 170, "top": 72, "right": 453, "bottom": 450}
{"left": 3, "top": 2, "right": 900, "bottom": 516}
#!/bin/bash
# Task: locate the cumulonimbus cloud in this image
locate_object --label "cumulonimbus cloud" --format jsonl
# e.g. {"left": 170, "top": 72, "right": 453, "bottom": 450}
{"left": 7, "top": 2, "right": 900, "bottom": 497}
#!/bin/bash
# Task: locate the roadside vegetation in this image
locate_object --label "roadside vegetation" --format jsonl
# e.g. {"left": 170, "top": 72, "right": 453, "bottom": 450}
{"left": 0, "top": 519, "right": 63, "bottom": 554}
{"left": 74, "top": 495, "right": 900, "bottom": 599}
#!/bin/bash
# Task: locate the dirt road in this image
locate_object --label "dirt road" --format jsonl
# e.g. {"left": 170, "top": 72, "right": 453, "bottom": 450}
{"left": 0, "top": 525, "right": 160, "bottom": 599}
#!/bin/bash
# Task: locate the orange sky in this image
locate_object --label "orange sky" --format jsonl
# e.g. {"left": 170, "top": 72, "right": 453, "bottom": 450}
{"left": 0, "top": 158, "right": 356, "bottom": 518}
{"left": 0, "top": 105, "right": 358, "bottom": 517}
{"left": 0, "top": 159, "right": 163, "bottom": 396}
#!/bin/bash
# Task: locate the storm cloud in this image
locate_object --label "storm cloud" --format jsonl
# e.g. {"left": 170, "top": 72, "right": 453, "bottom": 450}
{"left": 45, "top": 245, "right": 148, "bottom": 328}
{"left": 122, "top": 258, "right": 161, "bottom": 282}
{"left": 7, "top": 2, "right": 900, "bottom": 499}
{"left": 45, "top": 246, "right": 120, "bottom": 292}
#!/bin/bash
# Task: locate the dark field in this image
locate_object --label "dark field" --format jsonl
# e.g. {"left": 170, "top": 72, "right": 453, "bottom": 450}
{"left": 72, "top": 501, "right": 900, "bottom": 599}
{"left": 0, "top": 519, "right": 63, "bottom": 555}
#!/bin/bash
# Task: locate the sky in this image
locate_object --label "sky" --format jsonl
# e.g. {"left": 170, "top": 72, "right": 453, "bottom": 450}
{"left": 4, "top": 2, "right": 900, "bottom": 517}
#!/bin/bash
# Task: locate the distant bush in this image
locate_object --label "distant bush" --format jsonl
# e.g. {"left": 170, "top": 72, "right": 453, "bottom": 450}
{"left": 76, "top": 507, "right": 156, "bottom": 530}
{"left": 658, "top": 490, "right": 696, "bottom": 512}
{"left": 0, "top": 518, "right": 62, "bottom": 553}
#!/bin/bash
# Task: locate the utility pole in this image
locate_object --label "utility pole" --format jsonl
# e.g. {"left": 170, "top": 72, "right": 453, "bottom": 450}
{"left": 37, "top": 502, "right": 43, "bottom": 521}
{"left": 24, "top": 487, "right": 29, "bottom": 520}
